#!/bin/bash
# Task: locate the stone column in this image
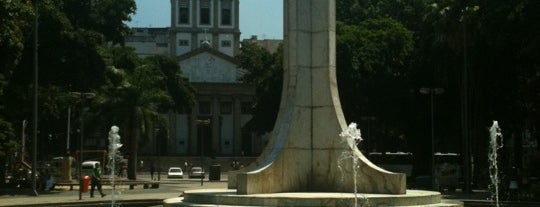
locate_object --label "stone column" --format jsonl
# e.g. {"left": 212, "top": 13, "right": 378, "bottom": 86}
{"left": 169, "top": 0, "right": 177, "bottom": 56}
{"left": 233, "top": 96, "right": 242, "bottom": 155}
{"left": 233, "top": 0, "right": 240, "bottom": 55}
{"left": 189, "top": 104, "right": 199, "bottom": 154}
{"left": 233, "top": 0, "right": 406, "bottom": 195}
{"left": 212, "top": 97, "right": 220, "bottom": 155}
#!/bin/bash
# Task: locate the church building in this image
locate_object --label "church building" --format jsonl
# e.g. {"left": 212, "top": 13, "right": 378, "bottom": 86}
{"left": 126, "top": 0, "right": 257, "bottom": 157}
{"left": 168, "top": 0, "right": 256, "bottom": 157}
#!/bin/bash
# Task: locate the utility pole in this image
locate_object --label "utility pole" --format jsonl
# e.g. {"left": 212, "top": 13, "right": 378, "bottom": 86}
{"left": 461, "top": 19, "right": 472, "bottom": 194}
{"left": 32, "top": 0, "right": 39, "bottom": 197}
{"left": 420, "top": 87, "right": 444, "bottom": 190}
{"left": 197, "top": 119, "right": 210, "bottom": 186}
{"left": 70, "top": 92, "right": 95, "bottom": 200}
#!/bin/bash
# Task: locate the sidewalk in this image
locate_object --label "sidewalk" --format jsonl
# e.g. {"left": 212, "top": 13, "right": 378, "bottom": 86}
{"left": 0, "top": 173, "right": 228, "bottom": 207}
{"left": 2, "top": 177, "right": 539, "bottom": 207}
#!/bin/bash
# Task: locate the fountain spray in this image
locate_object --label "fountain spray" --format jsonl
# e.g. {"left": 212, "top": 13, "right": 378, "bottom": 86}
{"left": 488, "top": 121, "right": 503, "bottom": 207}
{"left": 338, "top": 122, "right": 365, "bottom": 207}
{"left": 108, "top": 126, "right": 123, "bottom": 207}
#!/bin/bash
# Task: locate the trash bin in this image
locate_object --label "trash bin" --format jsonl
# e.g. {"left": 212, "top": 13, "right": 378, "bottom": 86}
{"left": 209, "top": 164, "right": 220, "bottom": 181}
{"left": 82, "top": 176, "right": 90, "bottom": 192}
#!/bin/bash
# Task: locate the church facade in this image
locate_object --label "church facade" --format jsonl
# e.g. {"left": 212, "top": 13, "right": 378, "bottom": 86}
{"left": 170, "top": 0, "right": 240, "bottom": 57}
{"left": 126, "top": 0, "right": 257, "bottom": 157}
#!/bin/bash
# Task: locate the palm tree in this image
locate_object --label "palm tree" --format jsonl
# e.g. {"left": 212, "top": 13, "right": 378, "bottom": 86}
{"left": 96, "top": 49, "right": 193, "bottom": 180}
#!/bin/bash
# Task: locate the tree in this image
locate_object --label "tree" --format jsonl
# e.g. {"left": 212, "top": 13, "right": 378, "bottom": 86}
{"left": 420, "top": 0, "right": 540, "bottom": 186}
{"left": 0, "top": 1, "right": 32, "bottom": 185}
{"left": 0, "top": 0, "right": 136, "bottom": 162}
{"left": 96, "top": 49, "right": 194, "bottom": 180}
{"left": 144, "top": 55, "right": 195, "bottom": 113}
{"left": 0, "top": 118, "right": 17, "bottom": 187}
{"left": 336, "top": 18, "right": 414, "bottom": 151}
{"left": 0, "top": 0, "right": 33, "bottom": 77}
{"left": 237, "top": 41, "right": 283, "bottom": 135}
{"left": 63, "top": 0, "right": 136, "bottom": 44}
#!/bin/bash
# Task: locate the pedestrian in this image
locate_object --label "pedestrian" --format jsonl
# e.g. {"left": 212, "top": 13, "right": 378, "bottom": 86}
{"left": 150, "top": 163, "right": 155, "bottom": 180}
{"left": 90, "top": 163, "right": 106, "bottom": 198}
{"left": 157, "top": 165, "right": 161, "bottom": 181}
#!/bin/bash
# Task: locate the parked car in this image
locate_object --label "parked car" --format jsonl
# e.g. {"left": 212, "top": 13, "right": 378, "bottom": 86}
{"left": 188, "top": 166, "right": 205, "bottom": 178}
{"left": 81, "top": 161, "right": 100, "bottom": 178}
{"left": 167, "top": 167, "right": 183, "bottom": 179}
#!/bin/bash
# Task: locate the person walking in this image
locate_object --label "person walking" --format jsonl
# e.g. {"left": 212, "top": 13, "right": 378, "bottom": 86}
{"left": 90, "top": 163, "right": 106, "bottom": 198}
{"left": 150, "top": 163, "right": 155, "bottom": 180}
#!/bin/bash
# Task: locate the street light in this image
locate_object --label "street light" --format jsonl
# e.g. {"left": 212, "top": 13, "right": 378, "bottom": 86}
{"left": 31, "top": 0, "right": 39, "bottom": 197}
{"left": 197, "top": 119, "right": 210, "bottom": 186}
{"left": 154, "top": 128, "right": 160, "bottom": 181}
{"left": 419, "top": 87, "right": 444, "bottom": 190}
{"left": 70, "top": 92, "right": 95, "bottom": 200}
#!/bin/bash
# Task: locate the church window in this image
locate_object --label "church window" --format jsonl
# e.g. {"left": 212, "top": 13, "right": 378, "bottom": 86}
{"left": 178, "top": 0, "right": 190, "bottom": 24}
{"left": 221, "top": 40, "right": 231, "bottom": 47}
{"left": 156, "top": 43, "right": 168, "bottom": 47}
{"left": 200, "top": 0, "right": 211, "bottom": 25}
{"left": 179, "top": 39, "right": 189, "bottom": 46}
{"left": 220, "top": 102, "right": 232, "bottom": 114}
{"left": 199, "top": 101, "right": 211, "bottom": 114}
{"left": 221, "top": 0, "right": 232, "bottom": 25}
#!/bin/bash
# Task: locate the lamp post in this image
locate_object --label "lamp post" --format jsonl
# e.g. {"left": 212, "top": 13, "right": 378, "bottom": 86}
{"left": 66, "top": 106, "right": 71, "bottom": 155}
{"left": 419, "top": 87, "right": 444, "bottom": 190}
{"left": 70, "top": 92, "right": 95, "bottom": 200}
{"left": 197, "top": 119, "right": 210, "bottom": 186}
{"left": 31, "top": 0, "right": 39, "bottom": 197}
{"left": 154, "top": 128, "right": 160, "bottom": 181}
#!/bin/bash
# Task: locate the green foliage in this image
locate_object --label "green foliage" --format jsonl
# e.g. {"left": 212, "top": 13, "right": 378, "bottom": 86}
{"left": 237, "top": 41, "right": 283, "bottom": 134}
{"left": 0, "top": 0, "right": 136, "bottom": 157}
{"left": 0, "top": 118, "right": 17, "bottom": 158}
{"left": 337, "top": 0, "right": 430, "bottom": 30}
{"left": 0, "top": 0, "right": 33, "bottom": 79}
{"left": 96, "top": 48, "right": 194, "bottom": 179}
{"left": 336, "top": 17, "right": 415, "bottom": 153}
{"left": 110, "top": 47, "right": 141, "bottom": 72}
{"left": 337, "top": 18, "right": 414, "bottom": 75}
{"left": 335, "top": 0, "right": 539, "bottom": 177}
{"left": 63, "top": 0, "right": 136, "bottom": 44}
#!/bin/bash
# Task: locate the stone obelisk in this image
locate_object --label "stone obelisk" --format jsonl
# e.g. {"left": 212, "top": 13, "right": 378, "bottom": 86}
{"left": 231, "top": 0, "right": 406, "bottom": 195}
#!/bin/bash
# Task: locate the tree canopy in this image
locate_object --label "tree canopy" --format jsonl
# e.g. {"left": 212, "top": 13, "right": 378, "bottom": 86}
{"left": 237, "top": 41, "right": 283, "bottom": 135}
{"left": 96, "top": 48, "right": 194, "bottom": 180}
{"left": 238, "top": 0, "right": 539, "bottom": 181}
{"left": 0, "top": 0, "right": 194, "bottom": 182}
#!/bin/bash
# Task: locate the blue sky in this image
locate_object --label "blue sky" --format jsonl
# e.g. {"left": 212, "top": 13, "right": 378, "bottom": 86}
{"left": 127, "top": 0, "right": 283, "bottom": 40}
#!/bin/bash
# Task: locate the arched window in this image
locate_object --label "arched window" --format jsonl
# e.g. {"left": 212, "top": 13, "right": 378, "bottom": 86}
{"left": 178, "top": 0, "right": 190, "bottom": 24}
{"left": 220, "top": 0, "right": 232, "bottom": 26}
{"left": 200, "top": 0, "right": 211, "bottom": 25}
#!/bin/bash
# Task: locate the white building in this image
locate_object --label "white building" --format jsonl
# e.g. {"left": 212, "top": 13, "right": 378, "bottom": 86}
{"left": 170, "top": 0, "right": 240, "bottom": 57}
{"left": 126, "top": 0, "right": 257, "bottom": 156}
{"left": 125, "top": 28, "right": 170, "bottom": 58}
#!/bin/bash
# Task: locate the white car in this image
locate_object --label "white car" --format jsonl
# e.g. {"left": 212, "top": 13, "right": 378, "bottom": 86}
{"left": 188, "top": 166, "right": 205, "bottom": 178}
{"left": 167, "top": 167, "right": 183, "bottom": 179}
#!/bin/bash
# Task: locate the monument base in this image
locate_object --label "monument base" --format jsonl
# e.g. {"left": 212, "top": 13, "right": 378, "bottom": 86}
{"left": 164, "top": 189, "right": 463, "bottom": 207}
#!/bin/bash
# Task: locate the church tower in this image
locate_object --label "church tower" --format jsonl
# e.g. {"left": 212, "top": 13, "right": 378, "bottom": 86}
{"left": 170, "top": 0, "right": 241, "bottom": 57}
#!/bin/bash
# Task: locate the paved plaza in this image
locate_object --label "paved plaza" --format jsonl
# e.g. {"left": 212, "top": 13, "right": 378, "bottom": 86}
{"left": 1, "top": 173, "right": 538, "bottom": 206}
{"left": 0, "top": 173, "right": 228, "bottom": 207}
